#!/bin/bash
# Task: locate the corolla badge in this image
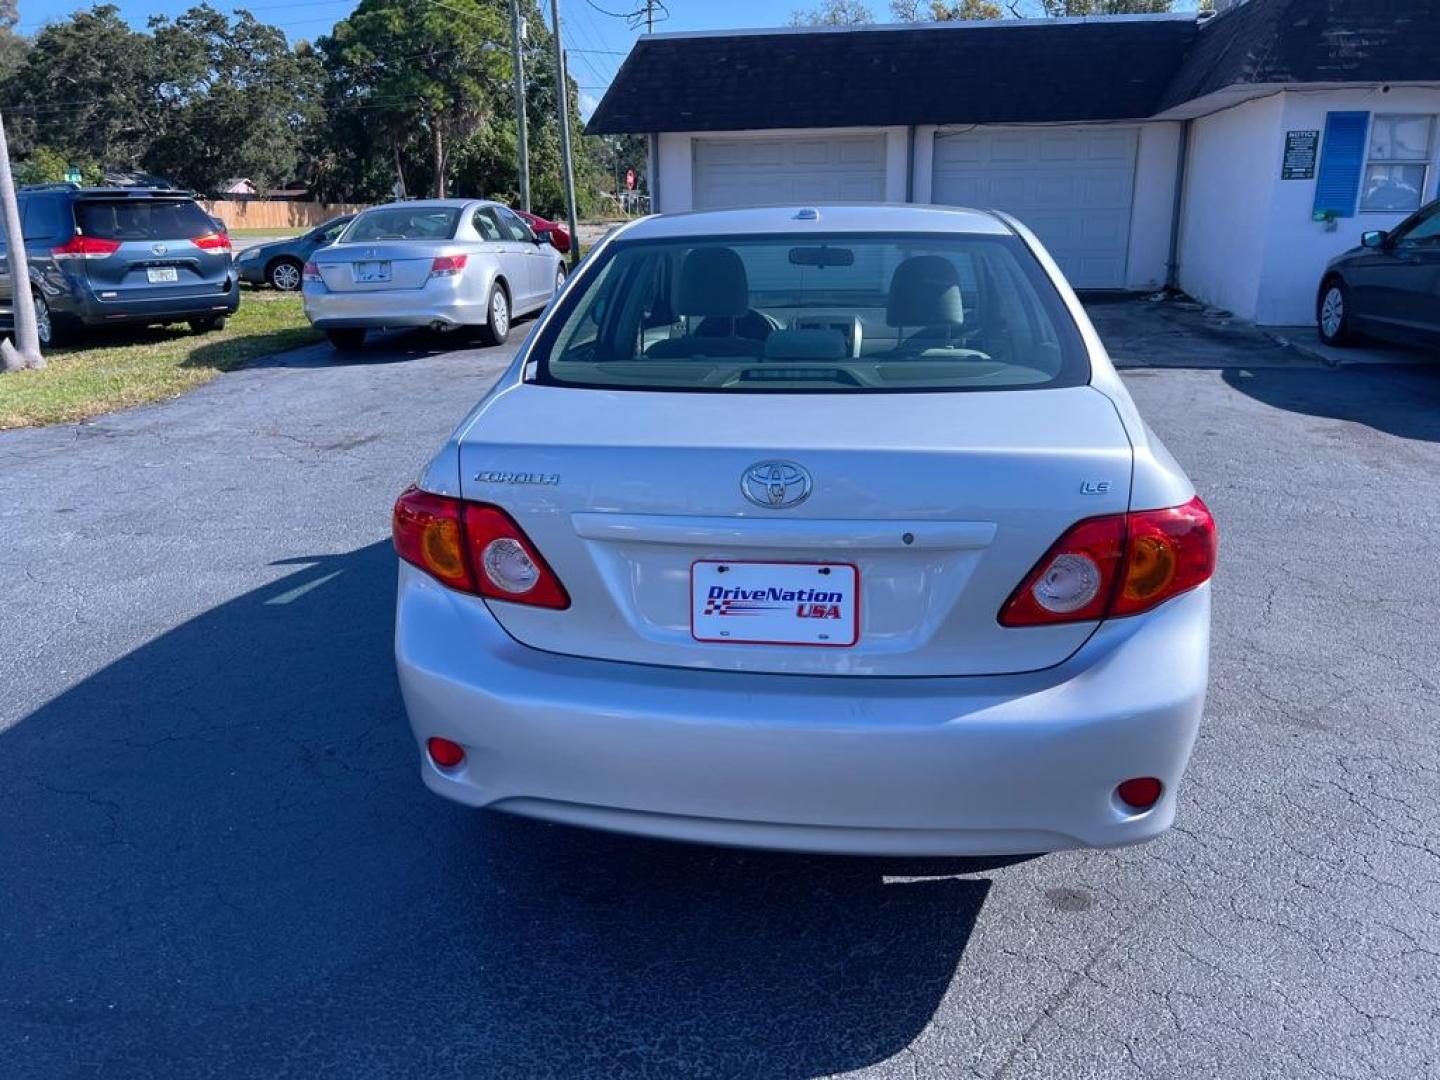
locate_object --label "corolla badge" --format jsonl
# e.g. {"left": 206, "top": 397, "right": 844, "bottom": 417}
{"left": 741, "top": 461, "right": 812, "bottom": 509}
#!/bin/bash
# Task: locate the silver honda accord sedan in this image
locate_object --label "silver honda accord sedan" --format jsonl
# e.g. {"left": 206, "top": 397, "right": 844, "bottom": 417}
{"left": 302, "top": 199, "right": 567, "bottom": 352}
{"left": 392, "top": 204, "right": 1217, "bottom": 857}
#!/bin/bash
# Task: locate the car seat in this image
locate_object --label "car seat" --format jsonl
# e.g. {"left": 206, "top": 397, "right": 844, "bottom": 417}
{"left": 646, "top": 247, "right": 767, "bottom": 358}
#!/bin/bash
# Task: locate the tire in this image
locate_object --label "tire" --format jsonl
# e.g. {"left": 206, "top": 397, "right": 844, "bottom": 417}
{"left": 32, "top": 292, "right": 72, "bottom": 348}
{"left": 554, "top": 264, "right": 566, "bottom": 297}
{"left": 267, "top": 258, "right": 303, "bottom": 292}
{"left": 478, "top": 282, "right": 511, "bottom": 347}
{"left": 1317, "top": 278, "right": 1352, "bottom": 346}
{"left": 326, "top": 328, "right": 366, "bottom": 353}
{"left": 189, "top": 315, "right": 226, "bottom": 334}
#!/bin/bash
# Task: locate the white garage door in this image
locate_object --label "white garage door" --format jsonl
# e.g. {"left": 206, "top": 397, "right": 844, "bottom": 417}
{"left": 932, "top": 127, "right": 1138, "bottom": 289}
{"left": 693, "top": 135, "right": 887, "bottom": 210}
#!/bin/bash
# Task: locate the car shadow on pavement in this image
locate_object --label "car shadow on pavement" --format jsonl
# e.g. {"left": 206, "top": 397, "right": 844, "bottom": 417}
{"left": 1221, "top": 361, "right": 1440, "bottom": 442}
{"left": 1, "top": 541, "right": 999, "bottom": 1079}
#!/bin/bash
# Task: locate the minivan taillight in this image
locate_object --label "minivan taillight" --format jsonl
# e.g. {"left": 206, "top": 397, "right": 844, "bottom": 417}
{"left": 191, "top": 231, "right": 232, "bottom": 252}
{"left": 51, "top": 235, "right": 121, "bottom": 260}
{"left": 999, "top": 496, "right": 1215, "bottom": 627}
{"left": 393, "top": 487, "right": 569, "bottom": 609}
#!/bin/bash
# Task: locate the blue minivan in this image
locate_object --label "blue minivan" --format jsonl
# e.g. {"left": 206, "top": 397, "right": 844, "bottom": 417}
{"left": 0, "top": 184, "right": 240, "bottom": 346}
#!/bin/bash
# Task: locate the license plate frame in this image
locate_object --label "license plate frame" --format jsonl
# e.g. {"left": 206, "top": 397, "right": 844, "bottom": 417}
{"left": 352, "top": 260, "right": 392, "bottom": 284}
{"left": 146, "top": 266, "right": 179, "bottom": 284}
{"left": 690, "top": 560, "right": 859, "bottom": 647}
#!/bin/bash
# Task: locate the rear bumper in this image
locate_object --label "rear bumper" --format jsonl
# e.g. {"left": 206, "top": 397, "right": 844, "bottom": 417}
{"left": 302, "top": 281, "right": 483, "bottom": 329}
{"left": 395, "top": 563, "right": 1210, "bottom": 856}
{"left": 47, "top": 276, "right": 239, "bottom": 326}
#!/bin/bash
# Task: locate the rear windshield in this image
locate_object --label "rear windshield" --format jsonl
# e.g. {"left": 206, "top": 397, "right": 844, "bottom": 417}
{"left": 534, "top": 232, "right": 1088, "bottom": 393}
{"left": 76, "top": 199, "right": 216, "bottom": 241}
{"left": 342, "top": 207, "right": 461, "bottom": 243}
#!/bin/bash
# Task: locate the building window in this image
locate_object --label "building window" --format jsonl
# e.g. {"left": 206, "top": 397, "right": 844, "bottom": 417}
{"left": 1361, "top": 115, "right": 1434, "bottom": 213}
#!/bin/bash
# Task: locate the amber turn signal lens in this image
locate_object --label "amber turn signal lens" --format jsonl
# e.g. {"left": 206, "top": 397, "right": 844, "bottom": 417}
{"left": 1122, "top": 534, "right": 1178, "bottom": 602}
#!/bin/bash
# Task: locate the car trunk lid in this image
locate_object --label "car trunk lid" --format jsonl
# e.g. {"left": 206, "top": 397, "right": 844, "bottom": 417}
{"left": 456, "top": 384, "right": 1133, "bottom": 677}
{"left": 312, "top": 243, "right": 439, "bottom": 293}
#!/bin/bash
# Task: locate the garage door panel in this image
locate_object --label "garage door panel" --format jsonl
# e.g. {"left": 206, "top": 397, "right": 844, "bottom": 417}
{"left": 694, "top": 135, "right": 888, "bottom": 211}
{"left": 933, "top": 126, "right": 1137, "bottom": 289}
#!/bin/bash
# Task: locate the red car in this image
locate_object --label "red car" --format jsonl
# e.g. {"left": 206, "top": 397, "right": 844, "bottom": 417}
{"left": 513, "top": 209, "right": 571, "bottom": 254}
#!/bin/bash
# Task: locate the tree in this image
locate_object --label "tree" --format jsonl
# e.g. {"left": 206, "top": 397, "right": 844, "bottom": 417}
{"left": 320, "top": 0, "right": 509, "bottom": 198}
{"left": 2, "top": 6, "right": 157, "bottom": 169}
{"left": 790, "top": 0, "right": 875, "bottom": 26}
{"left": 1033, "top": 0, "right": 1174, "bottom": 12}
{"left": 0, "top": 0, "right": 27, "bottom": 83}
{"left": 892, "top": 0, "right": 1003, "bottom": 17}
{"left": 144, "top": 6, "right": 324, "bottom": 194}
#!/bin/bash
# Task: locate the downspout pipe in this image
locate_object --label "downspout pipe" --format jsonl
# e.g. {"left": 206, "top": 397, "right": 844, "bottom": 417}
{"left": 905, "top": 125, "right": 916, "bottom": 203}
{"left": 1166, "top": 118, "right": 1192, "bottom": 291}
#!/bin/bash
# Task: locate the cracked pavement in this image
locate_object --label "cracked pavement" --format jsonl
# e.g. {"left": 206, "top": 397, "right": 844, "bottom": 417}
{"left": 1, "top": 310, "right": 1438, "bottom": 1079}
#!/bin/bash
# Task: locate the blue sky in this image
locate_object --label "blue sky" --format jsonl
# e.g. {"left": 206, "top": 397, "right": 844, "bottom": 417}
{"left": 12, "top": 0, "right": 1202, "bottom": 117}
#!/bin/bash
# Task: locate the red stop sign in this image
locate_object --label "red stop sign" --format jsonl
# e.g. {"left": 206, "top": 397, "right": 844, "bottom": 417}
{"left": 625, "top": 168, "right": 636, "bottom": 191}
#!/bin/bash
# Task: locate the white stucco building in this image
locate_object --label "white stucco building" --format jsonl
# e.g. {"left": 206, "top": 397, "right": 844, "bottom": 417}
{"left": 588, "top": 0, "right": 1440, "bottom": 327}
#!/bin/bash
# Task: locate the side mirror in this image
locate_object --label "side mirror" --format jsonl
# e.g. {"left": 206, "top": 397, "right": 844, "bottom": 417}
{"left": 531, "top": 233, "right": 547, "bottom": 246}
{"left": 1361, "top": 230, "right": 1389, "bottom": 249}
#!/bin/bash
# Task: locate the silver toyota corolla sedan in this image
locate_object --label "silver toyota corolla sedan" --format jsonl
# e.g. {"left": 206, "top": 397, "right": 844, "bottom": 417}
{"left": 302, "top": 199, "right": 566, "bottom": 352}
{"left": 392, "top": 204, "right": 1217, "bottom": 857}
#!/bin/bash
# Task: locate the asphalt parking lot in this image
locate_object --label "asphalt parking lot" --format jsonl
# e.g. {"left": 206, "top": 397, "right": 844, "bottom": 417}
{"left": 2, "top": 306, "right": 1438, "bottom": 1079}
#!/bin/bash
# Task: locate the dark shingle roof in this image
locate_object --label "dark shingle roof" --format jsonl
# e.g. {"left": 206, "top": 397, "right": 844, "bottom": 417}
{"left": 586, "top": 1, "right": 1440, "bottom": 136}
{"left": 1159, "top": 0, "right": 1440, "bottom": 111}
{"left": 586, "top": 17, "right": 1199, "bottom": 135}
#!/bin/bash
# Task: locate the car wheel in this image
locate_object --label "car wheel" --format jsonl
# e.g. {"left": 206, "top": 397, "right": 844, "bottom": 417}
{"left": 33, "top": 292, "right": 54, "bottom": 347}
{"left": 1318, "top": 279, "right": 1352, "bottom": 346}
{"left": 479, "top": 283, "right": 510, "bottom": 346}
{"left": 268, "top": 259, "right": 303, "bottom": 292}
{"left": 326, "top": 328, "right": 366, "bottom": 353}
{"left": 189, "top": 315, "right": 226, "bottom": 334}
{"left": 554, "top": 264, "right": 567, "bottom": 296}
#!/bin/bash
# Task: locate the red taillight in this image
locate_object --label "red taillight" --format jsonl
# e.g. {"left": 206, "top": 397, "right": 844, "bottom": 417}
{"left": 392, "top": 487, "right": 569, "bottom": 609}
{"left": 999, "top": 496, "right": 1215, "bottom": 627}
{"left": 429, "top": 254, "right": 468, "bottom": 277}
{"left": 1116, "top": 777, "right": 1163, "bottom": 810}
{"left": 51, "top": 235, "right": 121, "bottom": 260}
{"left": 302, "top": 260, "right": 322, "bottom": 282}
{"left": 191, "top": 231, "right": 231, "bottom": 252}
{"left": 426, "top": 737, "right": 465, "bottom": 768}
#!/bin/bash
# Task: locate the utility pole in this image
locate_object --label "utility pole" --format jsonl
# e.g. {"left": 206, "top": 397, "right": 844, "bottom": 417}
{"left": 550, "top": 0, "right": 579, "bottom": 264}
{"left": 510, "top": 0, "right": 530, "bottom": 212}
{"left": 0, "top": 109, "right": 42, "bottom": 372}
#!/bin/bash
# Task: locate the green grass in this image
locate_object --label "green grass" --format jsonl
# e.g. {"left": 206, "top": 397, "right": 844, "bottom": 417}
{"left": 0, "top": 293, "right": 321, "bottom": 430}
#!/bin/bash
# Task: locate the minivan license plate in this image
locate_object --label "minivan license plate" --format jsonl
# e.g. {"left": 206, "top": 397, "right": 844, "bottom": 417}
{"left": 353, "top": 261, "right": 391, "bottom": 283}
{"left": 146, "top": 267, "right": 178, "bottom": 283}
{"left": 691, "top": 561, "right": 859, "bottom": 647}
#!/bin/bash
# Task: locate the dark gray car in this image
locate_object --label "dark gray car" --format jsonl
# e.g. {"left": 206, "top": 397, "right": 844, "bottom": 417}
{"left": 235, "top": 215, "right": 355, "bottom": 291}
{"left": 0, "top": 184, "right": 239, "bottom": 347}
{"left": 1318, "top": 199, "right": 1440, "bottom": 350}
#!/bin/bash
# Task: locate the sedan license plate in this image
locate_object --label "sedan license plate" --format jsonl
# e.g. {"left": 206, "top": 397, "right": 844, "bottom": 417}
{"left": 352, "top": 260, "right": 391, "bottom": 284}
{"left": 146, "top": 267, "right": 178, "bottom": 284}
{"left": 691, "top": 561, "right": 859, "bottom": 647}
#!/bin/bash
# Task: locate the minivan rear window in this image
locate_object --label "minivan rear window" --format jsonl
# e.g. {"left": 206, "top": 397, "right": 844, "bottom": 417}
{"left": 535, "top": 233, "right": 1089, "bottom": 393}
{"left": 76, "top": 199, "right": 216, "bottom": 241}
{"left": 342, "top": 207, "right": 461, "bottom": 242}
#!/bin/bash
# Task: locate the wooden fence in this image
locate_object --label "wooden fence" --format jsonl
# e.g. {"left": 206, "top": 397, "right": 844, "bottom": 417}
{"left": 201, "top": 201, "right": 370, "bottom": 231}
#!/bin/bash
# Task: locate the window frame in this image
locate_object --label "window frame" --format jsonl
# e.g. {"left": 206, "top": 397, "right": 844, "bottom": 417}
{"left": 1359, "top": 113, "right": 1436, "bottom": 214}
{"left": 526, "top": 230, "right": 1092, "bottom": 396}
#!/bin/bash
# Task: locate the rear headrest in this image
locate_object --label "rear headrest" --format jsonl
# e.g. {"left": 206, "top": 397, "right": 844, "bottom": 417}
{"left": 887, "top": 255, "right": 965, "bottom": 327}
{"left": 675, "top": 247, "right": 749, "bottom": 318}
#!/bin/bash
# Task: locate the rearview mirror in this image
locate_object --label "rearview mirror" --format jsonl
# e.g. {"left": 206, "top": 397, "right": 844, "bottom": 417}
{"left": 1361, "top": 230, "right": 1389, "bottom": 249}
{"left": 789, "top": 245, "right": 854, "bottom": 268}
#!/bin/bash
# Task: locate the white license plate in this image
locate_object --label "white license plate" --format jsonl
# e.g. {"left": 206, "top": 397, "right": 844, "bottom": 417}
{"left": 691, "top": 561, "right": 859, "bottom": 647}
{"left": 146, "top": 267, "right": 178, "bottom": 283}
{"left": 353, "top": 261, "right": 391, "bottom": 283}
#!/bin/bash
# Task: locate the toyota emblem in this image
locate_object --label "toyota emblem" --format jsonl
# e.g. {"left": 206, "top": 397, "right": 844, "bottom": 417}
{"left": 741, "top": 461, "right": 812, "bottom": 509}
